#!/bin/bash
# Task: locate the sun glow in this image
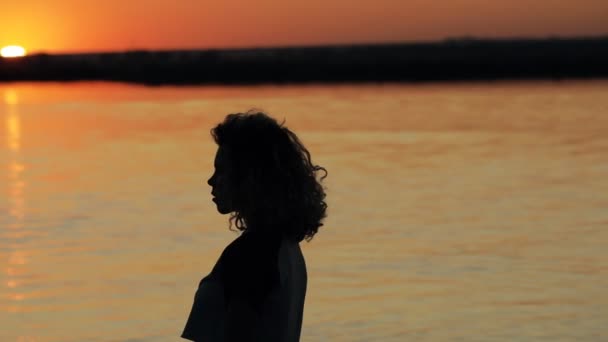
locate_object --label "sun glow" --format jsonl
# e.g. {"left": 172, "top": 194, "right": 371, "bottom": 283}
{"left": 1, "top": 45, "right": 27, "bottom": 58}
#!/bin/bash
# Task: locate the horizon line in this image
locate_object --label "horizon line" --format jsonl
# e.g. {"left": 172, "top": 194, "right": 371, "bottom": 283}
{"left": 18, "top": 34, "right": 608, "bottom": 56}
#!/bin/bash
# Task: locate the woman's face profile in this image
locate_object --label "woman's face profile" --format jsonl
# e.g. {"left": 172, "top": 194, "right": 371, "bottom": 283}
{"left": 207, "top": 146, "right": 235, "bottom": 214}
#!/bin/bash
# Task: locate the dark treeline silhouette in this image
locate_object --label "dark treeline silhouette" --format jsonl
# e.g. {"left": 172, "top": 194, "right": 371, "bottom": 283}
{"left": 1, "top": 37, "right": 608, "bottom": 85}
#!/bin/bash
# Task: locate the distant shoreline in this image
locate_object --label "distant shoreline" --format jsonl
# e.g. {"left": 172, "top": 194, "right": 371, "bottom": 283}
{"left": 1, "top": 37, "right": 607, "bottom": 85}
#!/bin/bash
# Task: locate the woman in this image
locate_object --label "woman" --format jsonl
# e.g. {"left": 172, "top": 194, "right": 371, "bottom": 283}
{"left": 181, "top": 111, "right": 328, "bottom": 342}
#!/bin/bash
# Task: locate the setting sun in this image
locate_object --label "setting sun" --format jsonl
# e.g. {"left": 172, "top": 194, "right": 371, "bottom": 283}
{"left": 1, "top": 45, "right": 27, "bottom": 58}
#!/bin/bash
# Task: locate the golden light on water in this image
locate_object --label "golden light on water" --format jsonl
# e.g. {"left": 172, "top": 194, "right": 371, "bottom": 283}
{"left": 5, "top": 90, "right": 21, "bottom": 151}
{"left": 7, "top": 116, "right": 21, "bottom": 152}
{"left": 4, "top": 87, "right": 28, "bottom": 309}
{"left": 0, "top": 45, "right": 27, "bottom": 58}
{"left": 4, "top": 89, "right": 25, "bottom": 218}
{"left": 5, "top": 89, "right": 18, "bottom": 105}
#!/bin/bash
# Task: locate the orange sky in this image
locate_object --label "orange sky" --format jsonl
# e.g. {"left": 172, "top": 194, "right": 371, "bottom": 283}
{"left": 1, "top": 0, "right": 608, "bottom": 54}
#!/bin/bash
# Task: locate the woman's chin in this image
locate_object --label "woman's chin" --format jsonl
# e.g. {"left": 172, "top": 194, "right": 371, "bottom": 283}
{"left": 212, "top": 197, "right": 233, "bottom": 214}
{"left": 218, "top": 208, "right": 231, "bottom": 215}
{"left": 215, "top": 203, "right": 232, "bottom": 215}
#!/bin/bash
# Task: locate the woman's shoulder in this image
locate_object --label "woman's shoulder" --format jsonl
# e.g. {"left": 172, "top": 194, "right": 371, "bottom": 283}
{"left": 221, "top": 231, "right": 257, "bottom": 260}
{"left": 218, "top": 230, "right": 282, "bottom": 303}
{"left": 221, "top": 230, "right": 280, "bottom": 270}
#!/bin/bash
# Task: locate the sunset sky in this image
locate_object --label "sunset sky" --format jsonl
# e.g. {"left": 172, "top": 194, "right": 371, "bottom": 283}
{"left": 2, "top": 0, "right": 608, "bottom": 54}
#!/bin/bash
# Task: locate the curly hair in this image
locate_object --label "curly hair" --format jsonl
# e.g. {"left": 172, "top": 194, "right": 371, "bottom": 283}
{"left": 210, "top": 110, "right": 328, "bottom": 242}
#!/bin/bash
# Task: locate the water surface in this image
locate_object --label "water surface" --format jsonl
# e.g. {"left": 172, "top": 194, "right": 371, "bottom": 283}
{"left": 1, "top": 81, "right": 607, "bottom": 341}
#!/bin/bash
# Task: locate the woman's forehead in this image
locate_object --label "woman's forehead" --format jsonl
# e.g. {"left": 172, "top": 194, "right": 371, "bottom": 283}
{"left": 214, "top": 146, "right": 229, "bottom": 165}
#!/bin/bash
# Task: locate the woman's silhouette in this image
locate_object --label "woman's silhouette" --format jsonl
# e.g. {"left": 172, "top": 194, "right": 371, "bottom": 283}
{"left": 182, "top": 111, "right": 327, "bottom": 341}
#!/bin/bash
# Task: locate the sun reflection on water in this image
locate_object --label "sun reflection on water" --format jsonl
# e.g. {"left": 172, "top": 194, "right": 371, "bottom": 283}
{"left": 4, "top": 89, "right": 18, "bottom": 105}
{"left": 4, "top": 88, "right": 28, "bottom": 308}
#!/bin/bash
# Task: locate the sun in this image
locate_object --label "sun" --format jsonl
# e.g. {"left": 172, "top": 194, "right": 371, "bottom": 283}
{"left": 1, "top": 45, "right": 27, "bottom": 58}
